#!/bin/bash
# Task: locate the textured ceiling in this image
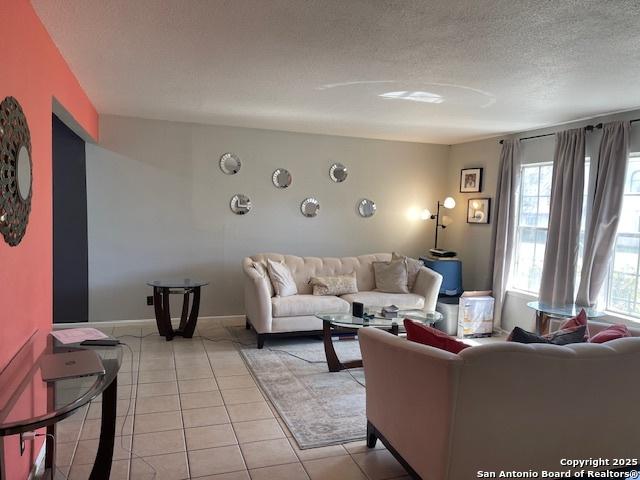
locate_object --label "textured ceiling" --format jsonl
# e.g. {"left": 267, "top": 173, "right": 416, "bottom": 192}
{"left": 33, "top": 0, "right": 640, "bottom": 144}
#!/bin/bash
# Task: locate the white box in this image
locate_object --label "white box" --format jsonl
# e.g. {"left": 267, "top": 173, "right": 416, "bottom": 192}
{"left": 458, "top": 290, "right": 494, "bottom": 338}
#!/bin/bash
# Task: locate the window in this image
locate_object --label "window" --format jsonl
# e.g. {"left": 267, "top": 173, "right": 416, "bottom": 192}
{"left": 511, "top": 161, "right": 590, "bottom": 294}
{"left": 511, "top": 162, "right": 553, "bottom": 293}
{"left": 603, "top": 154, "right": 640, "bottom": 317}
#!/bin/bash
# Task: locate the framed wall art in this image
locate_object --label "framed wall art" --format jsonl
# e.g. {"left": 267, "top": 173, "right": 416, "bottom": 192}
{"left": 460, "top": 168, "right": 483, "bottom": 193}
{"left": 467, "top": 198, "right": 491, "bottom": 224}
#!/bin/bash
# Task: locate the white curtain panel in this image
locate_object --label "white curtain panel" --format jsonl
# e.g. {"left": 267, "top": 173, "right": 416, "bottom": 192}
{"left": 539, "top": 128, "right": 586, "bottom": 306}
{"left": 491, "top": 139, "right": 522, "bottom": 329}
{"left": 576, "top": 121, "right": 630, "bottom": 306}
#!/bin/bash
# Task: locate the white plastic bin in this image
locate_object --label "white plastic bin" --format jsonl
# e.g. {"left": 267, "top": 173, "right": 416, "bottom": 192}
{"left": 458, "top": 291, "right": 494, "bottom": 338}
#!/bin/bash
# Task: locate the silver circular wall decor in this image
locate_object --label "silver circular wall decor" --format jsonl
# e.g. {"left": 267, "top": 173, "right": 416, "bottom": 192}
{"left": 300, "top": 197, "right": 320, "bottom": 217}
{"left": 230, "top": 194, "right": 252, "bottom": 215}
{"left": 329, "top": 162, "right": 348, "bottom": 183}
{"left": 0, "top": 96, "right": 32, "bottom": 246}
{"left": 219, "top": 152, "right": 241, "bottom": 175}
{"left": 358, "top": 199, "right": 376, "bottom": 218}
{"left": 272, "top": 168, "right": 292, "bottom": 188}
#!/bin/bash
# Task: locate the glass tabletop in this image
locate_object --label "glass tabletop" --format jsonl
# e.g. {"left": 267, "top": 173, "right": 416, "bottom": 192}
{"left": 526, "top": 301, "right": 605, "bottom": 318}
{"left": 316, "top": 308, "right": 442, "bottom": 330}
{"left": 0, "top": 330, "right": 123, "bottom": 436}
{"left": 147, "top": 279, "right": 209, "bottom": 288}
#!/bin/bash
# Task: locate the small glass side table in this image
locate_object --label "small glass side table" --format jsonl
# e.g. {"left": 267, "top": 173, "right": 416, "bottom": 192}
{"left": 526, "top": 301, "right": 605, "bottom": 334}
{"left": 147, "top": 279, "right": 209, "bottom": 341}
{"left": 0, "top": 330, "right": 122, "bottom": 480}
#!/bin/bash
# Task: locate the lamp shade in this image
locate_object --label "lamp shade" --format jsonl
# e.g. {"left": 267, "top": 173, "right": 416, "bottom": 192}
{"left": 420, "top": 209, "right": 431, "bottom": 220}
{"left": 441, "top": 215, "right": 453, "bottom": 227}
{"left": 443, "top": 197, "right": 456, "bottom": 209}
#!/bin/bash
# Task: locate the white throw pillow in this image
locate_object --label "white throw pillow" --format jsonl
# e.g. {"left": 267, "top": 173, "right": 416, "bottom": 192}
{"left": 267, "top": 259, "right": 298, "bottom": 297}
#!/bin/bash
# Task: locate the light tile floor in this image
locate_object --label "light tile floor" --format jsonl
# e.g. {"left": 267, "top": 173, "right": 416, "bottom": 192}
{"left": 53, "top": 320, "right": 410, "bottom": 480}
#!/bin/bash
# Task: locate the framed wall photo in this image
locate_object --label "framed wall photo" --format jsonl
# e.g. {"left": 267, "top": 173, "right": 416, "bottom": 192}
{"left": 460, "top": 168, "right": 483, "bottom": 193}
{"left": 467, "top": 198, "right": 491, "bottom": 224}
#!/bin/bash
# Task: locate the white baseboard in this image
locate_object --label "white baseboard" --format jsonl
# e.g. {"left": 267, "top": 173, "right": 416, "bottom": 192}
{"left": 54, "top": 314, "right": 246, "bottom": 329}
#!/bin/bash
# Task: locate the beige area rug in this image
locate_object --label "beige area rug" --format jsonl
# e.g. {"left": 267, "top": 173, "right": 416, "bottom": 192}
{"left": 230, "top": 327, "right": 367, "bottom": 449}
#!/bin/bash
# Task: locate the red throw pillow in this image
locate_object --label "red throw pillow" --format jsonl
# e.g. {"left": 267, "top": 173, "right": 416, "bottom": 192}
{"left": 558, "top": 309, "right": 589, "bottom": 340}
{"left": 589, "top": 324, "right": 631, "bottom": 343}
{"left": 404, "top": 319, "right": 470, "bottom": 354}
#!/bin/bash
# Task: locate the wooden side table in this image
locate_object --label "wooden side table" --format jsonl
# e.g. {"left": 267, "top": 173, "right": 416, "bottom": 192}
{"left": 147, "top": 279, "right": 209, "bottom": 341}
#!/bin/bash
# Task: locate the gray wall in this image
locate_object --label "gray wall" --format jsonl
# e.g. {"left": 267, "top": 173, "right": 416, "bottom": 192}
{"left": 87, "top": 115, "right": 450, "bottom": 321}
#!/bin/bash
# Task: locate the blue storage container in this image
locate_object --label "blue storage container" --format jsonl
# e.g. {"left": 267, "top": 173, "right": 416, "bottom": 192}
{"left": 420, "top": 257, "right": 462, "bottom": 296}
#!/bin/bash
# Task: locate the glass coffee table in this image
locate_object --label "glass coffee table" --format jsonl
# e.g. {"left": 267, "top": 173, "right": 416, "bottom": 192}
{"left": 315, "top": 308, "right": 443, "bottom": 372}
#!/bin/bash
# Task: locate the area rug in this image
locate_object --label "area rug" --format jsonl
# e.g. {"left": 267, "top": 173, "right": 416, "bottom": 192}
{"left": 233, "top": 328, "right": 367, "bottom": 449}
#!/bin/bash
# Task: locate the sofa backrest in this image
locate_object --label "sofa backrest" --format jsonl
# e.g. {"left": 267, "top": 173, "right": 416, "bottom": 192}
{"left": 249, "top": 253, "right": 391, "bottom": 294}
{"left": 448, "top": 338, "right": 640, "bottom": 478}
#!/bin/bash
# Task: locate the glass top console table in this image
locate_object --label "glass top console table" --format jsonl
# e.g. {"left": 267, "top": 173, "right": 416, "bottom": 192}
{"left": 147, "top": 279, "right": 209, "bottom": 341}
{"left": 526, "top": 301, "right": 605, "bottom": 334}
{"left": 316, "top": 308, "right": 442, "bottom": 372}
{"left": 0, "top": 330, "right": 122, "bottom": 480}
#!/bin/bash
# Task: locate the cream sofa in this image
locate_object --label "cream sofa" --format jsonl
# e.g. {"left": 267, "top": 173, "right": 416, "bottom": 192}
{"left": 243, "top": 253, "right": 442, "bottom": 348}
{"left": 359, "top": 321, "right": 640, "bottom": 480}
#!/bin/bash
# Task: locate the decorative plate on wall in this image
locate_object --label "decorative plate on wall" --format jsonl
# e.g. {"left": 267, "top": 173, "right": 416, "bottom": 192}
{"left": 357, "top": 198, "right": 376, "bottom": 217}
{"left": 0, "top": 96, "right": 32, "bottom": 246}
{"left": 230, "top": 194, "right": 252, "bottom": 215}
{"left": 272, "top": 168, "right": 292, "bottom": 188}
{"left": 220, "top": 152, "right": 241, "bottom": 175}
{"left": 300, "top": 197, "right": 320, "bottom": 217}
{"left": 329, "top": 163, "right": 348, "bottom": 183}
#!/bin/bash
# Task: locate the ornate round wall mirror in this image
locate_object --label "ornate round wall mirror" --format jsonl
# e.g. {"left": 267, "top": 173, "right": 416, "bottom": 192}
{"left": 219, "top": 153, "right": 241, "bottom": 175}
{"left": 230, "top": 194, "right": 252, "bottom": 215}
{"left": 329, "top": 162, "right": 348, "bottom": 183}
{"left": 300, "top": 197, "right": 320, "bottom": 217}
{"left": 358, "top": 199, "right": 376, "bottom": 218}
{"left": 272, "top": 168, "right": 292, "bottom": 188}
{"left": 17, "top": 146, "right": 32, "bottom": 201}
{"left": 0, "top": 96, "right": 32, "bottom": 246}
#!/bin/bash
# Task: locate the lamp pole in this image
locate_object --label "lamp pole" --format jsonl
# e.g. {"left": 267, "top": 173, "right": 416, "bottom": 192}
{"left": 431, "top": 201, "right": 446, "bottom": 249}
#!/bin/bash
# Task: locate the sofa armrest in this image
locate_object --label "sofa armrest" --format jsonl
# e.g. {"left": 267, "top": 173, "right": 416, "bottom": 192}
{"left": 243, "top": 260, "right": 273, "bottom": 333}
{"left": 359, "top": 328, "right": 460, "bottom": 480}
{"left": 413, "top": 266, "right": 442, "bottom": 311}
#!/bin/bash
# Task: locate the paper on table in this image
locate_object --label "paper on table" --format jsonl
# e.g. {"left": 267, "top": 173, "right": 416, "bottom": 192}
{"left": 50, "top": 328, "right": 109, "bottom": 344}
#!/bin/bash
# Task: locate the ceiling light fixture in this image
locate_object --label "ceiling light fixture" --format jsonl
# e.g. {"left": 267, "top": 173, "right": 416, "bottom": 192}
{"left": 379, "top": 91, "right": 444, "bottom": 104}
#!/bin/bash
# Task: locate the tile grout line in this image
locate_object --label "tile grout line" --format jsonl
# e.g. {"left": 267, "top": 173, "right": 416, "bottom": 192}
{"left": 169, "top": 334, "right": 191, "bottom": 479}
{"left": 203, "top": 331, "right": 249, "bottom": 476}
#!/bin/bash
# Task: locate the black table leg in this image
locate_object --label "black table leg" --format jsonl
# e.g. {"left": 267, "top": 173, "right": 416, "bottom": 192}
{"left": 89, "top": 376, "right": 117, "bottom": 480}
{"left": 161, "top": 287, "right": 174, "bottom": 341}
{"left": 180, "top": 286, "right": 200, "bottom": 338}
{"left": 178, "top": 290, "right": 190, "bottom": 332}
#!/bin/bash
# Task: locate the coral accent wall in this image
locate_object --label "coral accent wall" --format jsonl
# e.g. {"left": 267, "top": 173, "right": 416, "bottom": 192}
{"left": 0, "top": 1, "right": 97, "bottom": 477}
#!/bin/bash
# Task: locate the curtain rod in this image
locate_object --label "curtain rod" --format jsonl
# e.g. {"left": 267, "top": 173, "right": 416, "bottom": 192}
{"left": 498, "top": 118, "right": 640, "bottom": 144}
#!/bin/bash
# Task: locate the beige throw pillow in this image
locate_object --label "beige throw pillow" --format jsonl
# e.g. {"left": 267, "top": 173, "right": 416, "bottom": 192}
{"left": 392, "top": 252, "right": 422, "bottom": 291}
{"left": 373, "top": 259, "right": 409, "bottom": 293}
{"left": 267, "top": 259, "right": 298, "bottom": 297}
{"left": 252, "top": 260, "right": 274, "bottom": 297}
{"left": 309, "top": 272, "right": 358, "bottom": 296}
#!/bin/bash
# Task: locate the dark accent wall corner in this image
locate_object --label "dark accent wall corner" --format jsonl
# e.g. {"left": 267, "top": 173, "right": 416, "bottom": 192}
{"left": 53, "top": 114, "right": 88, "bottom": 323}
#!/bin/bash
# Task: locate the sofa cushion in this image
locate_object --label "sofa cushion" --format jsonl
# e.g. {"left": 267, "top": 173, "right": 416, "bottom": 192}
{"left": 392, "top": 252, "right": 422, "bottom": 290}
{"left": 508, "top": 325, "right": 587, "bottom": 345}
{"left": 271, "top": 294, "right": 350, "bottom": 318}
{"left": 267, "top": 259, "right": 298, "bottom": 297}
{"left": 310, "top": 272, "right": 358, "bottom": 296}
{"left": 404, "top": 319, "right": 470, "bottom": 354}
{"left": 589, "top": 324, "right": 631, "bottom": 343}
{"left": 558, "top": 309, "right": 589, "bottom": 340}
{"left": 373, "top": 260, "right": 409, "bottom": 293}
{"left": 340, "top": 291, "right": 425, "bottom": 310}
